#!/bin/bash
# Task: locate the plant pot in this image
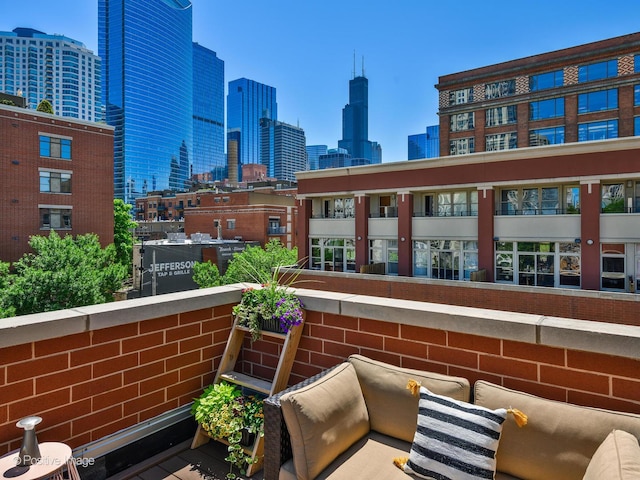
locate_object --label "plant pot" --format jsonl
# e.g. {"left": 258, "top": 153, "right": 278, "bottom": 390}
{"left": 240, "top": 429, "right": 256, "bottom": 447}
{"left": 260, "top": 315, "right": 284, "bottom": 333}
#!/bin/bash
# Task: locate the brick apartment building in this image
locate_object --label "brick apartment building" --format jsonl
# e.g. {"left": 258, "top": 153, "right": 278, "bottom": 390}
{"left": 135, "top": 187, "right": 298, "bottom": 249}
{"left": 295, "top": 32, "right": 640, "bottom": 293}
{"left": 0, "top": 104, "right": 115, "bottom": 263}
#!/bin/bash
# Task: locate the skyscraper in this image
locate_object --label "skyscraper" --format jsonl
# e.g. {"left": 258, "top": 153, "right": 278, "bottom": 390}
{"left": 338, "top": 72, "right": 381, "bottom": 163}
{"left": 99, "top": 0, "right": 193, "bottom": 203}
{"left": 227, "top": 78, "right": 277, "bottom": 182}
{"left": 306, "top": 145, "right": 328, "bottom": 170}
{"left": 260, "top": 118, "right": 307, "bottom": 182}
{"left": 0, "top": 28, "right": 102, "bottom": 122}
{"left": 192, "top": 43, "right": 225, "bottom": 180}
{"left": 408, "top": 133, "right": 426, "bottom": 160}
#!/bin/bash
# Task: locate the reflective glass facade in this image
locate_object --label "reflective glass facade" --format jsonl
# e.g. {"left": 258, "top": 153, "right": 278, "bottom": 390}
{"left": 259, "top": 118, "right": 307, "bottom": 182}
{"left": 227, "top": 78, "right": 277, "bottom": 182}
{"left": 192, "top": 43, "right": 225, "bottom": 179}
{"left": 99, "top": 0, "right": 193, "bottom": 202}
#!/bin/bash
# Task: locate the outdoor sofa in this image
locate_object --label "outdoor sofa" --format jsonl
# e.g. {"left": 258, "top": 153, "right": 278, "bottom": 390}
{"left": 263, "top": 354, "right": 640, "bottom": 480}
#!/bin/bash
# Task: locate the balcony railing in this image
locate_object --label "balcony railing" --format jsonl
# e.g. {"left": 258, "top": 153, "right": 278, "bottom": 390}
{"left": 267, "top": 226, "right": 287, "bottom": 235}
{"left": 1, "top": 276, "right": 638, "bottom": 477}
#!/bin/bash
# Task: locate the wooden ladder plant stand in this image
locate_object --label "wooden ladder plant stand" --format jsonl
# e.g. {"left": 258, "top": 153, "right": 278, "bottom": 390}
{"left": 190, "top": 313, "right": 305, "bottom": 477}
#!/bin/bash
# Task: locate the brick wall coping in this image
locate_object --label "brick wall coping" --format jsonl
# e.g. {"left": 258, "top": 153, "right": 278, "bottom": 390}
{"left": 1, "top": 283, "right": 638, "bottom": 360}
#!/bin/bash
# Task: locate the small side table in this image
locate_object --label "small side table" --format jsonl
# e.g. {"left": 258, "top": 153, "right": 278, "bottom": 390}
{"left": 0, "top": 442, "right": 80, "bottom": 480}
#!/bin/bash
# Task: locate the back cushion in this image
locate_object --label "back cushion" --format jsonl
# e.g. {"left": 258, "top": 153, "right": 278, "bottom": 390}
{"left": 583, "top": 430, "right": 640, "bottom": 480}
{"left": 474, "top": 381, "right": 640, "bottom": 480}
{"left": 280, "top": 362, "right": 370, "bottom": 480}
{"left": 348, "top": 354, "right": 470, "bottom": 442}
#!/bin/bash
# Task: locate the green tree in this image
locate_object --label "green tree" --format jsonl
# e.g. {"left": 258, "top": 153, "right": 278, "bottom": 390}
{"left": 192, "top": 240, "right": 298, "bottom": 289}
{"left": 36, "top": 99, "right": 54, "bottom": 114}
{"left": 114, "top": 199, "right": 137, "bottom": 272}
{"left": 1, "top": 231, "right": 127, "bottom": 317}
{"left": 0, "top": 262, "right": 16, "bottom": 318}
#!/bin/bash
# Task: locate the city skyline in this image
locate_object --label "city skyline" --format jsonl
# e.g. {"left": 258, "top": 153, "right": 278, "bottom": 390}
{"left": 3, "top": 0, "right": 640, "bottom": 162}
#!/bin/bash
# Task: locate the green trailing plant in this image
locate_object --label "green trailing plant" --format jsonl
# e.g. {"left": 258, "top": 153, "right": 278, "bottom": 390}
{"left": 191, "top": 382, "right": 264, "bottom": 479}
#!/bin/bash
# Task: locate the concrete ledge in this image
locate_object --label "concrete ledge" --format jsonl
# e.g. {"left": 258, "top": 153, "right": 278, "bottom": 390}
{"left": 0, "top": 308, "right": 88, "bottom": 348}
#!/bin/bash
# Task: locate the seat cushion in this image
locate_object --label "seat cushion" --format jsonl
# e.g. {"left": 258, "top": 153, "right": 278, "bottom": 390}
{"left": 474, "top": 381, "right": 640, "bottom": 480}
{"left": 280, "top": 362, "right": 370, "bottom": 480}
{"left": 583, "top": 429, "right": 640, "bottom": 480}
{"left": 279, "top": 431, "right": 412, "bottom": 480}
{"left": 348, "top": 354, "right": 470, "bottom": 442}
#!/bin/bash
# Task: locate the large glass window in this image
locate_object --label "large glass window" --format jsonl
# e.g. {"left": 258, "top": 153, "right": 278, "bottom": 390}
{"left": 634, "top": 55, "right": 639, "bottom": 73}
{"left": 449, "top": 87, "right": 473, "bottom": 105}
{"left": 485, "top": 80, "right": 515, "bottom": 99}
{"left": 529, "top": 70, "right": 563, "bottom": 91}
{"left": 578, "top": 59, "right": 617, "bottom": 83}
{"left": 578, "top": 89, "right": 618, "bottom": 113}
{"left": 634, "top": 85, "right": 640, "bottom": 106}
{"left": 321, "top": 197, "right": 355, "bottom": 218}
{"left": 559, "top": 243, "right": 581, "bottom": 287}
{"left": 431, "top": 240, "right": 460, "bottom": 280}
{"left": 635, "top": 117, "right": 640, "bottom": 136}
{"left": 310, "top": 238, "right": 355, "bottom": 272}
{"left": 578, "top": 120, "right": 618, "bottom": 141}
{"left": 486, "top": 106, "right": 517, "bottom": 127}
{"left": 370, "top": 239, "right": 398, "bottom": 275}
{"left": 413, "top": 240, "right": 478, "bottom": 281}
{"left": 500, "top": 187, "right": 566, "bottom": 214}
{"left": 601, "top": 183, "right": 625, "bottom": 213}
{"left": 529, "top": 127, "right": 565, "bottom": 146}
{"left": 601, "top": 244, "right": 625, "bottom": 290}
{"left": 39, "top": 171, "right": 71, "bottom": 193}
{"left": 449, "top": 137, "right": 474, "bottom": 155}
{"left": 530, "top": 98, "right": 564, "bottom": 120}
{"left": 486, "top": 132, "right": 517, "bottom": 151}
{"left": 495, "top": 242, "right": 515, "bottom": 282}
{"left": 450, "top": 112, "right": 474, "bottom": 131}
{"left": 518, "top": 242, "right": 555, "bottom": 287}
{"left": 565, "top": 186, "right": 580, "bottom": 214}
{"left": 432, "top": 190, "right": 477, "bottom": 216}
{"left": 39, "top": 135, "right": 71, "bottom": 159}
{"left": 39, "top": 208, "right": 72, "bottom": 229}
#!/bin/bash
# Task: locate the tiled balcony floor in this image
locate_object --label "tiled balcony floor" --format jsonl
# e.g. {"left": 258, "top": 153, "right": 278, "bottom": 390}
{"left": 110, "top": 440, "right": 263, "bottom": 480}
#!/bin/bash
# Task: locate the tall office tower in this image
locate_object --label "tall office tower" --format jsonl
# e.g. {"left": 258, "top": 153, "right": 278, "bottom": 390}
{"left": 338, "top": 71, "right": 382, "bottom": 163}
{"left": 306, "top": 145, "right": 328, "bottom": 170}
{"left": 0, "top": 28, "right": 102, "bottom": 121}
{"left": 99, "top": 0, "right": 193, "bottom": 203}
{"left": 192, "top": 43, "right": 225, "bottom": 180}
{"left": 226, "top": 130, "right": 240, "bottom": 186}
{"left": 408, "top": 133, "right": 427, "bottom": 160}
{"left": 425, "top": 125, "right": 440, "bottom": 158}
{"left": 227, "top": 78, "right": 277, "bottom": 182}
{"left": 260, "top": 118, "right": 307, "bottom": 182}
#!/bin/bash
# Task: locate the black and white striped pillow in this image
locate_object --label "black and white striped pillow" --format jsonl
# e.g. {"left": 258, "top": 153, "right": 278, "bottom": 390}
{"left": 404, "top": 386, "right": 507, "bottom": 480}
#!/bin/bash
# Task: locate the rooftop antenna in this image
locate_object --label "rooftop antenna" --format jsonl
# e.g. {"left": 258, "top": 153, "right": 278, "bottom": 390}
{"left": 353, "top": 50, "right": 356, "bottom": 79}
{"left": 362, "top": 55, "right": 365, "bottom": 78}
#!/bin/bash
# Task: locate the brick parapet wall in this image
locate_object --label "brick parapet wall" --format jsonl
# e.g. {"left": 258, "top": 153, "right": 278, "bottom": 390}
{"left": 1, "top": 284, "right": 639, "bottom": 457}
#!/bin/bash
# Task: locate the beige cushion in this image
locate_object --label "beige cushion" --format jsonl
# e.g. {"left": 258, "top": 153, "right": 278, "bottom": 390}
{"left": 474, "top": 381, "right": 640, "bottom": 480}
{"left": 348, "top": 354, "right": 470, "bottom": 442}
{"left": 280, "top": 362, "right": 370, "bottom": 480}
{"left": 583, "top": 430, "right": 640, "bottom": 480}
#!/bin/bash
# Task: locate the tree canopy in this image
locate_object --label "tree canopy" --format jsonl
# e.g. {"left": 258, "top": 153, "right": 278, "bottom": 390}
{"left": 113, "top": 199, "right": 137, "bottom": 272}
{"left": 36, "top": 99, "right": 54, "bottom": 114}
{"left": 0, "top": 231, "right": 127, "bottom": 317}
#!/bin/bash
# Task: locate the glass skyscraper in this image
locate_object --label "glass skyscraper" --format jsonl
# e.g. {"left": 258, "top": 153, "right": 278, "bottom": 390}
{"left": 260, "top": 118, "right": 307, "bottom": 182}
{"left": 192, "top": 43, "right": 225, "bottom": 180}
{"left": 99, "top": 0, "right": 193, "bottom": 203}
{"left": 306, "top": 145, "right": 328, "bottom": 170}
{"left": 0, "top": 28, "right": 102, "bottom": 121}
{"left": 338, "top": 74, "right": 381, "bottom": 163}
{"left": 227, "top": 78, "right": 277, "bottom": 182}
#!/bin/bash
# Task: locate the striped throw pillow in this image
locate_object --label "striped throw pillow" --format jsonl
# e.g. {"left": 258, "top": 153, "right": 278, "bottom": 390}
{"left": 404, "top": 386, "right": 507, "bottom": 480}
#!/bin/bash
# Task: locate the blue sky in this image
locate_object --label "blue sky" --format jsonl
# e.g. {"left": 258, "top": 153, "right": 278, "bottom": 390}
{"left": 3, "top": 0, "right": 640, "bottom": 162}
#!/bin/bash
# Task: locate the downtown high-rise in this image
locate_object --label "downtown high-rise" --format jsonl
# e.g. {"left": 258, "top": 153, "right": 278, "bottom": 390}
{"left": 99, "top": 0, "right": 194, "bottom": 203}
{"left": 0, "top": 28, "right": 102, "bottom": 122}
{"left": 260, "top": 118, "right": 307, "bottom": 182}
{"left": 227, "top": 78, "right": 277, "bottom": 183}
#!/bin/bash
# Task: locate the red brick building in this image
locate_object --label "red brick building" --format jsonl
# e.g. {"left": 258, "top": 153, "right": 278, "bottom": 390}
{"left": 0, "top": 104, "right": 115, "bottom": 263}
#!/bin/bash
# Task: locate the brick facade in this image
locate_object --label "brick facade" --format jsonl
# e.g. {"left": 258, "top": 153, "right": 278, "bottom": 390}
{"left": 0, "top": 105, "right": 114, "bottom": 263}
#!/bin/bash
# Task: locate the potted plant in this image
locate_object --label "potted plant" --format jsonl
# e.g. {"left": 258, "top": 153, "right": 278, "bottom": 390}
{"left": 232, "top": 264, "right": 305, "bottom": 341}
{"left": 191, "top": 382, "right": 264, "bottom": 479}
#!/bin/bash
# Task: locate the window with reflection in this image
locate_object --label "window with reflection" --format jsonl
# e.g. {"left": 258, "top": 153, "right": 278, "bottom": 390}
{"left": 369, "top": 239, "right": 398, "bottom": 275}
{"left": 530, "top": 70, "right": 563, "bottom": 91}
{"left": 529, "top": 127, "right": 565, "bottom": 146}
{"left": 449, "top": 137, "right": 474, "bottom": 155}
{"left": 578, "top": 59, "right": 617, "bottom": 82}
{"left": 518, "top": 242, "right": 555, "bottom": 287}
{"left": 634, "top": 85, "right": 640, "bottom": 106}
{"left": 413, "top": 240, "right": 477, "bottom": 280}
{"left": 601, "top": 183, "right": 625, "bottom": 213}
{"left": 530, "top": 98, "right": 564, "bottom": 120}
{"left": 495, "top": 242, "right": 514, "bottom": 282}
{"left": 40, "top": 135, "right": 72, "bottom": 159}
{"left": 432, "top": 190, "right": 477, "bottom": 216}
{"left": 578, "top": 89, "right": 618, "bottom": 113}
{"left": 635, "top": 55, "right": 640, "bottom": 73}
{"left": 635, "top": 117, "right": 640, "bottom": 136}
{"left": 635, "top": 182, "right": 640, "bottom": 213}
{"left": 310, "top": 238, "right": 355, "bottom": 272}
{"left": 40, "top": 171, "right": 72, "bottom": 193}
{"left": 500, "top": 186, "right": 566, "bottom": 214}
{"left": 559, "top": 243, "right": 581, "bottom": 287}
{"left": 578, "top": 120, "right": 618, "bottom": 141}
{"left": 486, "top": 106, "right": 517, "bottom": 127}
{"left": 486, "top": 132, "right": 517, "bottom": 151}
{"left": 40, "top": 208, "right": 72, "bottom": 229}
{"left": 485, "top": 80, "right": 515, "bottom": 99}
{"left": 449, "top": 87, "right": 473, "bottom": 105}
{"left": 565, "top": 186, "right": 580, "bottom": 214}
{"left": 430, "top": 240, "right": 461, "bottom": 280}
{"left": 601, "top": 244, "right": 625, "bottom": 290}
{"left": 495, "top": 242, "right": 574, "bottom": 288}
{"left": 450, "top": 112, "right": 475, "bottom": 131}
